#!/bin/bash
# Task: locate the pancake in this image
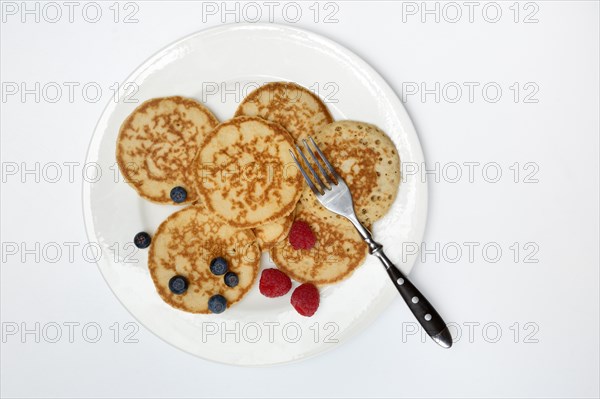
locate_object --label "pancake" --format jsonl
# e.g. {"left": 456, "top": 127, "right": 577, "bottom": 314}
{"left": 312, "top": 121, "right": 400, "bottom": 227}
{"left": 270, "top": 188, "right": 368, "bottom": 285}
{"left": 192, "top": 116, "right": 303, "bottom": 229}
{"left": 116, "top": 96, "right": 219, "bottom": 204}
{"left": 253, "top": 210, "right": 295, "bottom": 251}
{"left": 148, "top": 205, "right": 260, "bottom": 314}
{"left": 234, "top": 82, "right": 333, "bottom": 141}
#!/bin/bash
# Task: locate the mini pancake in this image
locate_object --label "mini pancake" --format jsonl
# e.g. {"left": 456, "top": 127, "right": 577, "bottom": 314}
{"left": 312, "top": 121, "right": 400, "bottom": 227}
{"left": 253, "top": 210, "right": 295, "bottom": 251}
{"left": 116, "top": 96, "right": 219, "bottom": 204}
{"left": 234, "top": 82, "right": 333, "bottom": 141}
{"left": 270, "top": 188, "right": 368, "bottom": 285}
{"left": 193, "top": 116, "right": 303, "bottom": 229}
{"left": 148, "top": 205, "right": 260, "bottom": 314}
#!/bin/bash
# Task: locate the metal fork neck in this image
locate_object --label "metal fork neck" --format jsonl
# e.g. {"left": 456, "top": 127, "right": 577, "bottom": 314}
{"left": 346, "top": 216, "right": 391, "bottom": 269}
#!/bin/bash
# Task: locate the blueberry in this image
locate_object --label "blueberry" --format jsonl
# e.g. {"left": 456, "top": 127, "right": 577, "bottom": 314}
{"left": 168, "top": 275, "right": 189, "bottom": 295}
{"left": 210, "top": 257, "right": 228, "bottom": 275}
{"left": 134, "top": 232, "right": 151, "bottom": 249}
{"left": 170, "top": 186, "right": 187, "bottom": 203}
{"left": 224, "top": 272, "right": 239, "bottom": 287}
{"left": 208, "top": 294, "right": 227, "bottom": 314}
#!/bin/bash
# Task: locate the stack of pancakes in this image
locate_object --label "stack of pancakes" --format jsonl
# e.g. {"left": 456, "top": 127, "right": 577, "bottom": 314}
{"left": 116, "top": 82, "right": 400, "bottom": 313}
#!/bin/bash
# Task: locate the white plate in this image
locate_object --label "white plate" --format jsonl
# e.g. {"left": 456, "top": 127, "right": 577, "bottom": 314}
{"left": 83, "top": 24, "right": 427, "bottom": 366}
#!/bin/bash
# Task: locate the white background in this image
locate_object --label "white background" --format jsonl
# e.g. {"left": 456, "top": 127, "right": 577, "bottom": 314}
{"left": 1, "top": 1, "right": 599, "bottom": 398}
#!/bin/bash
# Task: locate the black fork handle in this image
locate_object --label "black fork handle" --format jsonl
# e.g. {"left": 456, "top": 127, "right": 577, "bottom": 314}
{"left": 374, "top": 244, "right": 452, "bottom": 347}
{"left": 352, "top": 221, "right": 452, "bottom": 348}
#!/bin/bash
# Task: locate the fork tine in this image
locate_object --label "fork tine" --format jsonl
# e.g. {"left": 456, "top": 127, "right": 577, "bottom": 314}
{"left": 289, "top": 149, "right": 319, "bottom": 195}
{"left": 295, "top": 145, "right": 327, "bottom": 193}
{"left": 302, "top": 139, "right": 334, "bottom": 187}
{"left": 308, "top": 137, "right": 340, "bottom": 183}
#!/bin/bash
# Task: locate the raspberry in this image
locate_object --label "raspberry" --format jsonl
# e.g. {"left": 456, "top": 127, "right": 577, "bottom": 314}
{"left": 259, "top": 268, "right": 292, "bottom": 298}
{"left": 291, "top": 283, "right": 320, "bottom": 317}
{"left": 288, "top": 220, "right": 316, "bottom": 250}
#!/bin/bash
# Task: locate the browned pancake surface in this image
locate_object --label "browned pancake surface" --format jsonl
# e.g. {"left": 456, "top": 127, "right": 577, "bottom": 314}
{"left": 235, "top": 82, "right": 333, "bottom": 141}
{"left": 253, "top": 210, "right": 295, "bottom": 251}
{"left": 116, "top": 96, "right": 218, "bottom": 203}
{"left": 148, "top": 206, "right": 260, "bottom": 313}
{"left": 193, "top": 116, "right": 302, "bottom": 229}
{"left": 270, "top": 188, "right": 368, "bottom": 284}
{"left": 313, "top": 121, "right": 401, "bottom": 227}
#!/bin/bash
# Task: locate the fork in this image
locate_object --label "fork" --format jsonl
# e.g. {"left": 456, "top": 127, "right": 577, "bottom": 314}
{"left": 290, "top": 137, "right": 453, "bottom": 348}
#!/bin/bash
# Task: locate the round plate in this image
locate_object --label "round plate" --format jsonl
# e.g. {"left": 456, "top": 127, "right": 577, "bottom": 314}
{"left": 83, "top": 24, "right": 427, "bottom": 366}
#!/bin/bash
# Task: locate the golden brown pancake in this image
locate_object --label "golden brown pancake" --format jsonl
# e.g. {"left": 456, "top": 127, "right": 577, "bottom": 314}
{"left": 270, "top": 188, "right": 368, "bottom": 285}
{"left": 116, "top": 96, "right": 218, "bottom": 204}
{"left": 253, "top": 210, "right": 295, "bottom": 251}
{"left": 312, "top": 121, "right": 401, "bottom": 227}
{"left": 234, "top": 82, "right": 333, "bottom": 141}
{"left": 148, "top": 205, "right": 260, "bottom": 314}
{"left": 192, "top": 116, "right": 303, "bottom": 229}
